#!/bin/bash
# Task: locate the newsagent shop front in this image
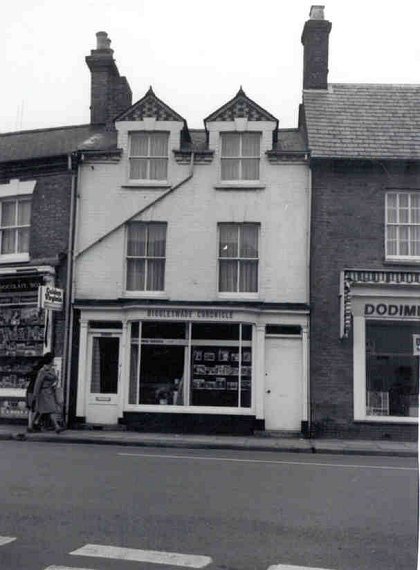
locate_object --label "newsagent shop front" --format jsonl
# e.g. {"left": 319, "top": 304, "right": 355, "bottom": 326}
{"left": 74, "top": 304, "right": 309, "bottom": 434}
{"left": 344, "top": 271, "right": 419, "bottom": 437}
{"left": 0, "top": 269, "right": 55, "bottom": 422}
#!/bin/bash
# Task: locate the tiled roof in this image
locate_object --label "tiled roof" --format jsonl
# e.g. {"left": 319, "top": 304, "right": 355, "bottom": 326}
{"left": 303, "top": 84, "right": 420, "bottom": 160}
{"left": 0, "top": 124, "right": 117, "bottom": 163}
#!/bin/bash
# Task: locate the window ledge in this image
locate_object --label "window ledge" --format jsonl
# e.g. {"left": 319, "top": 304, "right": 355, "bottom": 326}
{"left": 384, "top": 257, "right": 420, "bottom": 266}
{"left": 218, "top": 293, "right": 259, "bottom": 300}
{"left": 122, "top": 181, "right": 171, "bottom": 189}
{"left": 0, "top": 253, "right": 29, "bottom": 264}
{"left": 354, "top": 416, "right": 418, "bottom": 424}
{"left": 214, "top": 183, "right": 265, "bottom": 191}
{"left": 120, "top": 291, "right": 168, "bottom": 299}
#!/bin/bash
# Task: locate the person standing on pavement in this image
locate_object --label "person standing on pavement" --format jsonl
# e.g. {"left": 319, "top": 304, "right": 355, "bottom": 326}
{"left": 32, "top": 352, "right": 63, "bottom": 433}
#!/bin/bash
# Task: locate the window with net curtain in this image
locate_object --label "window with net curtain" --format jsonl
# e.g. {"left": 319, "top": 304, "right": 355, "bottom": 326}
{"left": 126, "top": 222, "right": 167, "bottom": 291}
{"left": 0, "top": 198, "right": 31, "bottom": 255}
{"left": 219, "top": 223, "right": 259, "bottom": 293}
{"left": 129, "top": 132, "right": 169, "bottom": 180}
{"left": 386, "top": 192, "right": 420, "bottom": 259}
{"left": 220, "top": 132, "right": 261, "bottom": 181}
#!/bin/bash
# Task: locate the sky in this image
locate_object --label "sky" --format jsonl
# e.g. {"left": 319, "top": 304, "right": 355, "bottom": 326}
{"left": 1, "top": 0, "right": 419, "bottom": 133}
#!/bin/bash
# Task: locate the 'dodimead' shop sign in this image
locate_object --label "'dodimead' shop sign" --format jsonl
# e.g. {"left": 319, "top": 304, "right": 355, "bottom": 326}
{"left": 365, "top": 303, "right": 420, "bottom": 318}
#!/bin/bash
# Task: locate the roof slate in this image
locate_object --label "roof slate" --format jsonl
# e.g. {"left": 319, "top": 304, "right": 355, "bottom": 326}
{"left": 0, "top": 124, "right": 117, "bottom": 163}
{"left": 303, "top": 84, "right": 420, "bottom": 160}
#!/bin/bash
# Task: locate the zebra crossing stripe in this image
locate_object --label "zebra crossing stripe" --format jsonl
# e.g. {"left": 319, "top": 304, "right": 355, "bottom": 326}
{"left": 268, "top": 564, "right": 334, "bottom": 570}
{"left": 70, "top": 543, "right": 212, "bottom": 568}
{"left": 0, "top": 536, "right": 16, "bottom": 546}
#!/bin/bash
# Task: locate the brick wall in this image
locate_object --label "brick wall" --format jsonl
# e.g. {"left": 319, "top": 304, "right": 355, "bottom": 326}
{"left": 310, "top": 160, "right": 420, "bottom": 440}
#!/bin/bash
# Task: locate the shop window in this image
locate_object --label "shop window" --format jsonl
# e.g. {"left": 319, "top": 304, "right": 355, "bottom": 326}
{"left": 128, "top": 321, "right": 253, "bottom": 409}
{"left": 385, "top": 192, "right": 420, "bottom": 260}
{"left": 218, "top": 223, "right": 259, "bottom": 293}
{"left": 220, "top": 132, "right": 260, "bottom": 181}
{"left": 129, "top": 132, "right": 169, "bottom": 181}
{"left": 0, "top": 198, "right": 31, "bottom": 256}
{"left": 366, "top": 321, "right": 419, "bottom": 418}
{"left": 126, "top": 222, "right": 166, "bottom": 291}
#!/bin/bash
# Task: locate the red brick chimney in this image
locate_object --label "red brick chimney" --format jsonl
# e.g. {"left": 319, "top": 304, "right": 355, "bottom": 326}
{"left": 86, "top": 31, "right": 132, "bottom": 125}
{"left": 301, "top": 6, "right": 332, "bottom": 90}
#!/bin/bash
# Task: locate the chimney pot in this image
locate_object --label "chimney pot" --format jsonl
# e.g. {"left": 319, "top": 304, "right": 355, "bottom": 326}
{"left": 96, "top": 31, "right": 111, "bottom": 50}
{"left": 309, "top": 5, "right": 325, "bottom": 20}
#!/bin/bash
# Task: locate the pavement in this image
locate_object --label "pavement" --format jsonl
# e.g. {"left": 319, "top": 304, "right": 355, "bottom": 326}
{"left": 0, "top": 423, "right": 417, "bottom": 457}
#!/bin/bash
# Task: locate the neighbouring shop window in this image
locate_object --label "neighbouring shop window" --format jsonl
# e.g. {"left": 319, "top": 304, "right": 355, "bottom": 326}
{"left": 366, "top": 321, "right": 419, "bottom": 418}
{"left": 129, "top": 132, "right": 169, "bottom": 180}
{"left": 385, "top": 192, "right": 420, "bottom": 260}
{"left": 220, "top": 132, "right": 260, "bottom": 181}
{"left": 128, "top": 321, "right": 253, "bottom": 408}
{"left": 0, "top": 198, "right": 31, "bottom": 255}
{"left": 218, "top": 223, "right": 259, "bottom": 293}
{"left": 126, "top": 222, "right": 166, "bottom": 291}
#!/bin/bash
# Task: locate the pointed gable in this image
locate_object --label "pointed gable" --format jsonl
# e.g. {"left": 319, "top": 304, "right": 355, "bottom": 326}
{"left": 205, "top": 88, "right": 278, "bottom": 123}
{"left": 115, "top": 87, "right": 186, "bottom": 123}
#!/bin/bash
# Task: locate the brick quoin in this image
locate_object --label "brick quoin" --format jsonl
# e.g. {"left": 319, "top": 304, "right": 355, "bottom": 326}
{"left": 310, "top": 160, "right": 420, "bottom": 440}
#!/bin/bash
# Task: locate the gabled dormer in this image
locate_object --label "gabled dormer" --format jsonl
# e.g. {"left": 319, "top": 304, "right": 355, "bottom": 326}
{"left": 115, "top": 87, "right": 190, "bottom": 187}
{"left": 205, "top": 88, "right": 278, "bottom": 189}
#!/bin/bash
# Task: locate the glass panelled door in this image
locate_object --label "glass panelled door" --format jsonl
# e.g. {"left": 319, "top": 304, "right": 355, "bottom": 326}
{"left": 86, "top": 333, "right": 121, "bottom": 424}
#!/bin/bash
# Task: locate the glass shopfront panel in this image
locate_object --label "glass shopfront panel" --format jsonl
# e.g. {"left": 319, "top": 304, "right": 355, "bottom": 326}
{"left": 129, "top": 320, "right": 253, "bottom": 409}
{"left": 366, "top": 321, "right": 419, "bottom": 417}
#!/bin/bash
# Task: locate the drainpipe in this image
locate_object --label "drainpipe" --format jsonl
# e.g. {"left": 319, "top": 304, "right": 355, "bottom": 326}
{"left": 62, "top": 151, "right": 79, "bottom": 425}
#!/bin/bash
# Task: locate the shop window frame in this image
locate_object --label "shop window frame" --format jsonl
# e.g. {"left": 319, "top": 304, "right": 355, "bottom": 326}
{"left": 353, "top": 314, "right": 419, "bottom": 424}
{"left": 127, "top": 320, "right": 255, "bottom": 413}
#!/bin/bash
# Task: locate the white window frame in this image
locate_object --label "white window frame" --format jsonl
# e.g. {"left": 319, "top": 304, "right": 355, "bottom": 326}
{"left": 220, "top": 132, "right": 261, "bottom": 182}
{"left": 218, "top": 223, "right": 259, "bottom": 295}
{"left": 125, "top": 222, "right": 167, "bottom": 293}
{"left": 129, "top": 131, "right": 169, "bottom": 181}
{"left": 0, "top": 197, "right": 31, "bottom": 262}
{"left": 353, "top": 315, "right": 418, "bottom": 424}
{"left": 385, "top": 191, "right": 420, "bottom": 261}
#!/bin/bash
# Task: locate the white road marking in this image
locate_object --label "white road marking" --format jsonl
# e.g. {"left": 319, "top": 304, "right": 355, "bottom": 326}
{"left": 268, "top": 564, "right": 334, "bottom": 570}
{"left": 118, "top": 452, "right": 417, "bottom": 471}
{"left": 71, "top": 543, "right": 212, "bottom": 568}
{"left": 0, "top": 536, "right": 16, "bottom": 546}
{"left": 44, "top": 566, "right": 95, "bottom": 570}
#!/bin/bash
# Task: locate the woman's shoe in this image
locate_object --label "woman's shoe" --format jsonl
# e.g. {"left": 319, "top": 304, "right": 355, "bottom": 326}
{"left": 55, "top": 427, "right": 63, "bottom": 434}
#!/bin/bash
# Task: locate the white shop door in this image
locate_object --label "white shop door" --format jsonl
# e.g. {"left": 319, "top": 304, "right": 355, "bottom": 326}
{"left": 264, "top": 336, "right": 302, "bottom": 431}
{"left": 85, "top": 332, "right": 121, "bottom": 425}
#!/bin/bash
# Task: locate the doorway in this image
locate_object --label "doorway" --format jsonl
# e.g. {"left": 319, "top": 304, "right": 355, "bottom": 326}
{"left": 86, "top": 333, "right": 121, "bottom": 424}
{"left": 264, "top": 336, "right": 302, "bottom": 431}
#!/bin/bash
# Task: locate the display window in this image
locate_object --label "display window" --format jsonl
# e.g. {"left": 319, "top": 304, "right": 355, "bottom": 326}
{"left": 128, "top": 321, "right": 253, "bottom": 409}
{"left": 366, "top": 321, "right": 419, "bottom": 418}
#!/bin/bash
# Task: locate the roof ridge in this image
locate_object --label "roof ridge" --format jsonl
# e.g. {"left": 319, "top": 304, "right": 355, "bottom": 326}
{"left": 330, "top": 82, "right": 420, "bottom": 88}
{"left": 0, "top": 123, "right": 94, "bottom": 137}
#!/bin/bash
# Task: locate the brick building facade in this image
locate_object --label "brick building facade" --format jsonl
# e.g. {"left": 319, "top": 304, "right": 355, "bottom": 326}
{"left": 301, "top": 7, "right": 420, "bottom": 440}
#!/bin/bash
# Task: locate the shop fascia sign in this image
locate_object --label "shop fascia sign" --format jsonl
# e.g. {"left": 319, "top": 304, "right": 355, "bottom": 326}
{"left": 364, "top": 302, "right": 420, "bottom": 318}
{"left": 146, "top": 308, "right": 234, "bottom": 320}
{"left": 38, "top": 286, "right": 64, "bottom": 311}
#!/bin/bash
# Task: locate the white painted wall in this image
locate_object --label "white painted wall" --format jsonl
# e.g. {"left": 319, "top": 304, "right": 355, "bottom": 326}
{"left": 75, "top": 119, "right": 309, "bottom": 304}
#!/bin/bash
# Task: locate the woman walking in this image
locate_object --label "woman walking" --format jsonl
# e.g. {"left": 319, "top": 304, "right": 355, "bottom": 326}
{"left": 32, "top": 352, "right": 63, "bottom": 433}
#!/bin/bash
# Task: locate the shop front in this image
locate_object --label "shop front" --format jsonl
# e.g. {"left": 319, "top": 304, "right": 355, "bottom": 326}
{"left": 0, "top": 269, "right": 54, "bottom": 422}
{"left": 74, "top": 304, "right": 309, "bottom": 434}
{"left": 344, "top": 271, "right": 420, "bottom": 433}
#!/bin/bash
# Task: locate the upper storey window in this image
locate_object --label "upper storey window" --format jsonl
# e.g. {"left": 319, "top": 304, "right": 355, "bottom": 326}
{"left": 129, "top": 132, "right": 169, "bottom": 181}
{"left": 386, "top": 192, "right": 420, "bottom": 260}
{"left": 220, "top": 133, "right": 260, "bottom": 181}
{"left": 0, "top": 198, "right": 31, "bottom": 256}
